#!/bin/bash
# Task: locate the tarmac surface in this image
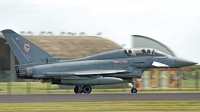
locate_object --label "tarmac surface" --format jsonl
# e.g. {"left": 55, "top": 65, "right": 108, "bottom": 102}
{"left": 0, "top": 93, "right": 200, "bottom": 103}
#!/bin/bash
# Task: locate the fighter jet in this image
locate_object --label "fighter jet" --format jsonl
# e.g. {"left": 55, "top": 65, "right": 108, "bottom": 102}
{"left": 1, "top": 29, "right": 197, "bottom": 93}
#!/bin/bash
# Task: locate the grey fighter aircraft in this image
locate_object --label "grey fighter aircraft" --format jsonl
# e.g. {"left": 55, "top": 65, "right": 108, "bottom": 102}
{"left": 1, "top": 29, "right": 197, "bottom": 93}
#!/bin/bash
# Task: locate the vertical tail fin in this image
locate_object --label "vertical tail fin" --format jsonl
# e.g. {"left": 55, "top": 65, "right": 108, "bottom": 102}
{"left": 1, "top": 29, "right": 52, "bottom": 64}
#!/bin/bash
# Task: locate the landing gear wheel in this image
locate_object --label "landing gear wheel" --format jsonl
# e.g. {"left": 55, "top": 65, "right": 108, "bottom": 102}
{"left": 74, "top": 85, "right": 79, "bottom": 93}
{"left": 74, "top": 85, "right": 82, "bottom": 93}
{"left": 82, "top": 85, "right": 92, "bottom": 94}
{"left": 131, "top": 88, "right": 137, "bottom": 93}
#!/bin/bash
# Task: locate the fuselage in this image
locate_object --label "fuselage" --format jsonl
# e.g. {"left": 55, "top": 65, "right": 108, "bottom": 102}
{"left": 17, "top": 48, "right": 196, "bottom": 81}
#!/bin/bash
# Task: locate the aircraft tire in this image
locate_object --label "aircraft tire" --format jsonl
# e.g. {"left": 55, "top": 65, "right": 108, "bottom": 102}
{"left": 131, "top": 88, "right": 137, "bottom": 93}
{"left": 82, "top": 85, "right": 92, "bottom": 94}
{"left": 74, "top": 85, "right": 82, "bottom": 93}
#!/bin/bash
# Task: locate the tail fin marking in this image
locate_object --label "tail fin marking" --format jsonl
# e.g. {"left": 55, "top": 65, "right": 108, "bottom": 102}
{"left": 10, "top": 35, "right": 31, "bottom": 63}
{"left": 2, "top": 29, "right": 53, "bottom": 64}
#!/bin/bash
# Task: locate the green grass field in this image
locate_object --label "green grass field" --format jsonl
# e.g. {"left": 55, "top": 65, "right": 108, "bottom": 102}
{"left": 0, "top": 82, "right": 200, "bottom": 112}
{"left": 181, "top": 79, "right": 200, "bottom": 88}
{"left": 0, "top": 82, "right": 200, "bottom": 94}
{"left": 0, "top": 101, "right": 200, "bottom": 112}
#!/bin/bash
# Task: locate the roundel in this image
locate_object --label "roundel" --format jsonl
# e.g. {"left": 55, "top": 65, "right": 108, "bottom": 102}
{"left": 24, "top": 43, "right": 30, "bottom": 52}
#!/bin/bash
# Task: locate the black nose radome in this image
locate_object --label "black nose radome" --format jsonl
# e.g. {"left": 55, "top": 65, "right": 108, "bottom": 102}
{"left": 174, "top": 57, "right": 197, "bottom": 67}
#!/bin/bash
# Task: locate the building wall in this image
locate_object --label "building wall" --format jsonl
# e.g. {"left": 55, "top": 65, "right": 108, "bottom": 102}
{"left": 0, "top": 38, "right": 10, "bottom": 70}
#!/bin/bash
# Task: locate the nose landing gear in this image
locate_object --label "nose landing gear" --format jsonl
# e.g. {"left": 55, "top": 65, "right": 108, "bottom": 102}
{"left": 131, "top": 88, "right": 137, "bottom": 93}
{"left": 130, "top": 78, "right": 138, "bottom": 93}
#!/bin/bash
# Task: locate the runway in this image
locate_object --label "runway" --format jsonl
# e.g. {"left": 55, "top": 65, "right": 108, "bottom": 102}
{"left": 0, "top": 93, "right": 200, "bottom": 103}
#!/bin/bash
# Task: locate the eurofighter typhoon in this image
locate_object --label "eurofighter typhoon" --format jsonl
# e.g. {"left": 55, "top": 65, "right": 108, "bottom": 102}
{"left": 1, "top": 29, "right": 197, "bottom": 93}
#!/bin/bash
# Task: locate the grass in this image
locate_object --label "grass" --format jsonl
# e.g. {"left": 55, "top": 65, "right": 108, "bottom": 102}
{"left": 0, "top": 82, "right": 200, "bottom": 94}
{"left": 0, "top": 101, "right": 200, "bottom": 112}
{"left": 181, "top": 79, "right": 200, "bottom": 88}
{"left": 0, "top": 82, "right": 62, "bottom": 94}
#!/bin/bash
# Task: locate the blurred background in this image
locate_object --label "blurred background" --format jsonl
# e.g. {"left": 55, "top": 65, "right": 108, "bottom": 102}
{"left": 0, "top": 0, "right": 200, "bottom": 94}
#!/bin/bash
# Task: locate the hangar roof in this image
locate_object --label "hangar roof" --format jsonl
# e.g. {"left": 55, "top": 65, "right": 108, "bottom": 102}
{"left": 0, "top": 35, "right": 121, "bottom": 60}
{"left": 132, "top": 35, "right": 176, "bottom": 57}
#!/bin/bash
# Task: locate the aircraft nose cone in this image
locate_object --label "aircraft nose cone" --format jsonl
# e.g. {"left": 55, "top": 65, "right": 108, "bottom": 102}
{"left": 174, "top": 57, "right": 197, "bottom": 67}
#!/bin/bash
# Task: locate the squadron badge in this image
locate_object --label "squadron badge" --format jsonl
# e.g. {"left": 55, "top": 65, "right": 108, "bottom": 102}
{"left": 24, "top": 43, "right": 30, "bottom": 52}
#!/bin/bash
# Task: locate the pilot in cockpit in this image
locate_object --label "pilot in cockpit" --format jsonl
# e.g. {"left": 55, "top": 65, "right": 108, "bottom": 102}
{"left": 124, "top": 48, "right": 168, "bottom": 57}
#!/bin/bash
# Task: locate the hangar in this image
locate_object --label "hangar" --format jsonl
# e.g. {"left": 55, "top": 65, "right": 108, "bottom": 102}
{"left": 0, "top": 34, "right": 121, "bottom": 81}
{"left": 132, "top": 35, "right": 176, "bottom": 56}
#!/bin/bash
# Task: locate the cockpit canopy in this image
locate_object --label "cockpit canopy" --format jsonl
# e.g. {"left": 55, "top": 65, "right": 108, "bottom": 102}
{"left": 124, "top": 48, "right": 169, "bottom": 57}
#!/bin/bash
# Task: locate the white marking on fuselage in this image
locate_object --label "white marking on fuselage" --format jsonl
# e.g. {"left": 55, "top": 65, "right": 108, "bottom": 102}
{"left": 152, "top": 61, "right": 169, "bottom": 67}
{"left": 16, "top": 37, "right": 20, "bottom": 40}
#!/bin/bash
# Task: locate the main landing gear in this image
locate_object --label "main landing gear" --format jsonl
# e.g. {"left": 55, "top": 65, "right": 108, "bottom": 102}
{"left": 74, "top": 85, "right": 92, "bottom": 94}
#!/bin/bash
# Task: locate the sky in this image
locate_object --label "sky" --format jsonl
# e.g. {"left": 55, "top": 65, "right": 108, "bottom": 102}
{"left": 0, "top": 0, "right": 200, "bottom": 63}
